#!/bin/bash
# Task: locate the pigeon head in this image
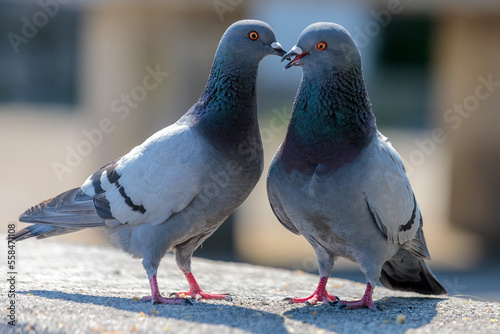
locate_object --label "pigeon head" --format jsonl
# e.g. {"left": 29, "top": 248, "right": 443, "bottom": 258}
{"left": 282, "top": 22, "right": 360, "bottom": 72}
{"left": 192, "top": 20, "right": 285, "bottom": 146}
{"left": 279, "top": 22, "right": 375, "bottom": 161}
{"left": 216, "top": 19, "right": 286, "bottom": 62}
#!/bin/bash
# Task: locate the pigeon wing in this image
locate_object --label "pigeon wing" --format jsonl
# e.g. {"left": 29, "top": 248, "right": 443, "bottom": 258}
{"left": 81, "top": 121, "right": 205, "bottom": 226}
{"left": 267, "top": 157, "right": 301, "bottom": 235}
{"left": 267, "top": 184, "right": 300, "bottom": 235}
{"left": 363, "top": 133, "right": 430, "bottom": 259}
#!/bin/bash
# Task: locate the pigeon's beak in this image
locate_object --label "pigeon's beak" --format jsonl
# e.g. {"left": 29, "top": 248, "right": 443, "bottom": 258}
{"left": 270, "top": 41, "right": 287, "bottom": 57}
{"left": 282, "top": 45, "right": 308, "bottom": 70}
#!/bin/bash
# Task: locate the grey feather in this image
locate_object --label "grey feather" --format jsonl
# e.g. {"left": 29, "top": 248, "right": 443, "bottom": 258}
{"left": 11, "top": 225, "right": 83, "bottom": 241}
{"left": 18, "top": 188, "right": 106, "bottom": 227}
{"left": 268, "top": 22, "right": 446, "bottom": 301}
{"left": 13, "top": 20, "right": 286, "bottom": 303}
{"left": 266, "top": 170, "right": 300, "bottom": 235}
{"left": 380, "top": 249, "right": 447, "bottom": 295}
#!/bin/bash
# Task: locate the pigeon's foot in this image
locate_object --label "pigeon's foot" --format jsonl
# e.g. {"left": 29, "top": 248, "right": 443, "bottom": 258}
{"left": 172, "top": 272, "right": 232, "bottom": 301}
{"left": 337, "top": 299, "right": 378, "bottom": 310}
{"left": 144, "top": 274, "right": 193, "bottom": 305}
{"left": 170, "top": 290, "right": 232, "bottom": 301}
{"left": 335, "top": 282, "right": 379, "bottom": 311}
{"left": 284, "top": 276, "right": 337, "bottom": 305}
{"left": 143, "top": 295, "right": 193, "bottom": 305}
{"left": 284, "top": 291, "right": 336, "bottom": 305}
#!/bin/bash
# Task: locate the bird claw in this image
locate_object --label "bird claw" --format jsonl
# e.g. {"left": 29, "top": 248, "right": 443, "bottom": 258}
{"left": 168, "top": 298, "right": 193, "bottom": 306}
{"left": 170, "top": 290, "right": 231, "bottom": 301}
{"left": 284, "top": 291, "right": 335, "bottom": 305}
{"left": 171, "top": 298, "right": 193, "bottom": 305}
{"left": 328, "top": 300, "right": 339, "bottom": 307}
{"left": 334, "top": 282, "right": 378, "bottom": 310}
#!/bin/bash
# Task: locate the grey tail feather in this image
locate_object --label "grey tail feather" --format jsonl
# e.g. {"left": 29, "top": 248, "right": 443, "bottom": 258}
{"left": 9, "top": 225, "right": 84, "bottom": 242}
{"left": 380, "top": 249, "right": 447, "bottom": 295}
{"left": 403, "top": 225, "right": 431, "bottom": 260}
{"left": 13, "top": 187, "right": 107, "bottom": 242}
{"left": 19, "top": 187, "right": 106, "bottom": 227}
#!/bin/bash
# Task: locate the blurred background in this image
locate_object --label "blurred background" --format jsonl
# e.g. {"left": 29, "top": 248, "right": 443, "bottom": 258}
{"left": 1, "top": 0, "right": 499, "bottom": 301}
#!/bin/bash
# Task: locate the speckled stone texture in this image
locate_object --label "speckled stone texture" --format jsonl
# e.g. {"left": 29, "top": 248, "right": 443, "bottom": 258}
{"left": 1, "top": 236, "right": 499, "bottom": 334}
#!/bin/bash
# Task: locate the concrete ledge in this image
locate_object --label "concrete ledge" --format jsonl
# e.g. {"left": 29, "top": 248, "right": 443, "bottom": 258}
{"left": 2, "top": 237, "right": 499, "bottom": 333}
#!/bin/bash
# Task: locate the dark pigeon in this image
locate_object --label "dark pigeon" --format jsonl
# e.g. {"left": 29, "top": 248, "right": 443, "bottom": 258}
{"left": 267, "top": 22, "right": 446, "bottom": 310}
{"left": 12, "top": 20, "right": 286, "bottom": 305}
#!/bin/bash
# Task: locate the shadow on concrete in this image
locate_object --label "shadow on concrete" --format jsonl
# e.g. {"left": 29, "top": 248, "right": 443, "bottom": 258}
{"left": 283, "top": 296, "right": 445, "bottom": 334}
{"left": 20, "top": 290, "right": 289, "bottom": 334}
{"left": 333, "top": 267, "right": 500, "bottom": 302}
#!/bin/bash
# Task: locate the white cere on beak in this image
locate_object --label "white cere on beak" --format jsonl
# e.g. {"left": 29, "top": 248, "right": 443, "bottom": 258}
{"left": 271, "top": 41, "right": 283, "bottom": 50}
{"left": 290, "top": 45, "right": 303, "bottom": 55}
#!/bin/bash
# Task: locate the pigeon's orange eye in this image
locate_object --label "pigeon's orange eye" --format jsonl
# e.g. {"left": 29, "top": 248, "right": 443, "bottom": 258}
{"left": 316, "top": 41, "right": 327, "bottom": 50}
{"left": 249, "top": 31, "right": 259, "bottom": 40}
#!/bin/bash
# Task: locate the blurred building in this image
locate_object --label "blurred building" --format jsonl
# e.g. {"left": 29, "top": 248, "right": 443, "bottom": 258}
{"left": 1, "top": 0, "right": 499, "bottom": 270}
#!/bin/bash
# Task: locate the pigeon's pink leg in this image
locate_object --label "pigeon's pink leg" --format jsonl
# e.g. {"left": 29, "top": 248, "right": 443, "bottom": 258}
{"left": 285, "top": 276, "right": 337, "bottom": 305}
{"left": 171, "top": 272, "right": 232, "bottom": 301}
{"left": 143, "top": 275, "right": 192, "bottom": 305}
{"left": 337, "top": 282, "right": 378, "bottom": 310}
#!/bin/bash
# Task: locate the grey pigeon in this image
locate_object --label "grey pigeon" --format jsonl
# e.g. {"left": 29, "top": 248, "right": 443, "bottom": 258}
{"left": 11, "top": 20, "right": 285, "bottom": 305}
{"left": 267, "top": 22, "right": 446, "bottom": 310}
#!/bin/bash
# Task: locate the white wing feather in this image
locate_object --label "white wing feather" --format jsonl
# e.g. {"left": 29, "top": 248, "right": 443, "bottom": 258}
{"left": 82, "top": 121, "right": 206, "bottom": 226}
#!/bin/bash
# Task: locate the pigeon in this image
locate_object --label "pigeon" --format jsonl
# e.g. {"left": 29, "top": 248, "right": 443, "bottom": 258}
{"left": 11, "top": 19, "right": 286, "bottom": 305}
{"left": 267, "top": 22, "right": 446, "bottom": 310}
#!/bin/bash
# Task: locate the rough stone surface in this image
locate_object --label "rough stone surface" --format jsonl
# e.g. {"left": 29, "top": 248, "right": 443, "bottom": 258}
{"left": 2, "top": 237, "right": 499, "bottom": 333}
